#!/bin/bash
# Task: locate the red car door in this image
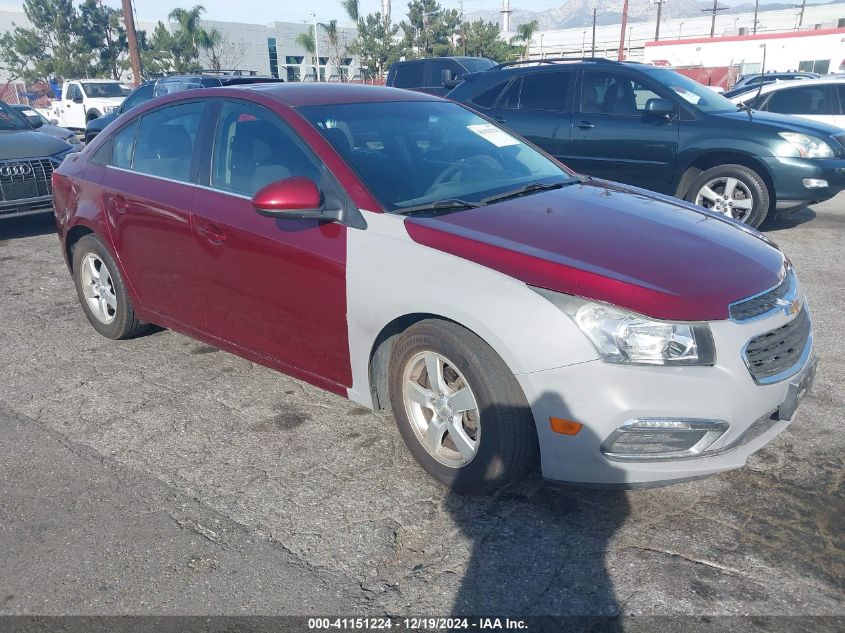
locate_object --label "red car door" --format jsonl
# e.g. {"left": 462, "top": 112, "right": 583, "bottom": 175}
{"left": 101, "top": 101, "right": 208, "bottom": 328}
{"left": 191, "top": 100, "right": 351, "bottom": 387}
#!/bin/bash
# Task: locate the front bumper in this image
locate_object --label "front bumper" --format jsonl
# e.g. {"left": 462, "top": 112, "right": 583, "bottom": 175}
{"left": 0, "top": 195, "right": 54, "bottom": 219}
{"left": 516, "top": 306, "right": 816, "bottom": 485}
{"left": 763, "top": 156, "right": 845, "bottom": 204}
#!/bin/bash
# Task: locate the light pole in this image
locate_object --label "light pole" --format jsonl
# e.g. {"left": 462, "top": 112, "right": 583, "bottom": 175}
{"left": 581, "top": 29, "right": 586, "bottom": 56}
{"left": 627, "top": 26, "right": 633, "bottom": 58}
{"left": 540, "top": 33, "right": 544, "bottom": 59}
{"left": 679, "top": 21, "right": 685, "bottom": 38}
{"left": 309, "top": 12, "right": 320, "bottom": 81}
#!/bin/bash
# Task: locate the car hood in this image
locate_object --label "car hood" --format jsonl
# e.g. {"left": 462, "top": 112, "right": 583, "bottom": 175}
{"left": 39, "top": 125, "right": 76, "bottom": 140}
{"left": 404, "top": 180, "right": 785, "bottom": 321}
{"left": 0, "top": 130, "right": 71, "bottom": 159}
{"left": 718, "top": 108, "right": 845, "bottom": 137}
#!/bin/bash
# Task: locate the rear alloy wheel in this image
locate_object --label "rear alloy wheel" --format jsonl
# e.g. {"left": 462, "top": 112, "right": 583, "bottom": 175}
{"left": 388, "top": 319, "right": 539, "bottom": 494}
{"left": 72, "top": 234, "right": 149, "bottom": 340}
{"left": 687, "top": 164, "right": 770, "bottom": 228}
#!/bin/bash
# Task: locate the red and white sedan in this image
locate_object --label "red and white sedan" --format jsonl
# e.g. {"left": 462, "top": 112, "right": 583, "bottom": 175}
{"left": 52, "top": 84, "right": 816, "bottom": 492}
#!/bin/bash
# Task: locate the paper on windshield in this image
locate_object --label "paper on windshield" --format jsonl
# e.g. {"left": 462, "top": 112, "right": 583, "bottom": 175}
{"left": 467, "top": 124, "right": 520, "bottom": 147}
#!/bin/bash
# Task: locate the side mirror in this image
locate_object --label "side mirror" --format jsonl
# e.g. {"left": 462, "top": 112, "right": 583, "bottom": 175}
{"left": 29, "top": 117, "right": 43, "bottom": 128}
{"left": 441, "top": 69, "right": 462, "bottom": 89}
{"left": 644, "top": 98, "right": 675, "bottom": 118}
{"left": 49, "top": 118, "right": 59, "bottom": 125}
{"left": 253, "top": 177, "right": 337, "bottom": 221}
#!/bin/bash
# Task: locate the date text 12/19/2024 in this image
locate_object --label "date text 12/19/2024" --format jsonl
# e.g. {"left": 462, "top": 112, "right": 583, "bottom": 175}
{"left": 308, "top": 618, "right": 528, "bottom": 630}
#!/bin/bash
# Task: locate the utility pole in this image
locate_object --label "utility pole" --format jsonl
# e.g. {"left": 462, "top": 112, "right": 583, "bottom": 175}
{"left": 653, "top": 0, "right": 666, "bottom": 41}
{"left": 617, "top": 0, "right": 629, "bottom": 60}
{"left": 797, "top": 0, "right": 806, "bottom": 27}
{"left": 591, "top": 8, "right": 597, "bottom": 57}
{"left": 121, "top": 0, "right": 142, "bottom": 86}
{"left": 753, "top": 0, "right": 759, "bottom": 33}
{"left": 701, "top": 0, "right": 729, "bottom": 38}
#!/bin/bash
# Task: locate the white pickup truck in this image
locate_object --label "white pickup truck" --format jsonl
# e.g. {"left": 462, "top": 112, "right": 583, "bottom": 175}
{"left": 50, "top": 79, "right": 131, "bottom": 132}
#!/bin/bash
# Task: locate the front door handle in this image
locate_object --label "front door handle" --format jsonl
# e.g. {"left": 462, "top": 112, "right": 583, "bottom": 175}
{"left": 196, "top": 222, "right": 227, "bottom": 245}
{"left": 493, "top": 115, "right": 506, "bottom": 123}
{"left": 573, "top": 121, "right": 595, "bottom": 130}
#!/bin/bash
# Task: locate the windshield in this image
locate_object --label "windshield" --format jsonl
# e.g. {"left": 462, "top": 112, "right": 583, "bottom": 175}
{"left": 460, "top": 58, "right": 496, "bottom": 72}
{"left": 647, "top": 69, "right": 737, "bottom": 113}
{"left": 298, "top": 101, "right": 570, "bottom": 212}
{"left": 0, "top": 102, "right": 29, "bottom": 131}
{"left": 17, "top": 107, "right": 48, "bottom": 125}
{"left": 81, "top": 82, "right": 131, "bottom": 98}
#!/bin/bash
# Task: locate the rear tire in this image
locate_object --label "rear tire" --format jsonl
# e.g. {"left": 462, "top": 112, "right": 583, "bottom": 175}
{"left": 686, "top": 163, "right": 770, "bottom": 228}
{"left": 388, "top": 319, "right": 539, "bottom": 494}
{"left": 72, "top": 234, "right": 148, "bottom": 340}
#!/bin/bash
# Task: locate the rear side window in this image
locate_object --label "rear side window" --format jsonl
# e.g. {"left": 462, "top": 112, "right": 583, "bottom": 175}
{"left": 496, "top": 77, "right": 522, "bottom": 109}
{"left": 392, "top": 62, "right": 425, "bottom": 89}
{"left": 765, "top": 86, "right": 830, "bottom": 115}
{"left": 110, "top": 120, "right": 139, "bottom": 169}
{"left": 519, "top": 72, "right": 571, "bottom": 111}
{"left": 132, "top": 102, "right": 205, "bottom": 182}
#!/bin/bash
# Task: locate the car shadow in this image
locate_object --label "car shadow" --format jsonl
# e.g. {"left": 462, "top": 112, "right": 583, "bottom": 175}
{"left": 0, "top": 213, "right": 57, "bottom": 241}
{"left": 761, "top": 206, "right": 817, "bottom": 233}
{"left": 446, "top": 392, "right": 629, "bottom": 623}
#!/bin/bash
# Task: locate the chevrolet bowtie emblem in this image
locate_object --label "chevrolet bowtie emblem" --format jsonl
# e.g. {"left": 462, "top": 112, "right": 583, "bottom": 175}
{"left": 777, "top": 297, "right": 801, "bottom": 316}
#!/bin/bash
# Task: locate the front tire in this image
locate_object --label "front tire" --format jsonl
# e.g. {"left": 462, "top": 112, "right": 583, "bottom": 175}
{"left": 686, "top": 163, "right": 770, "bottom": 228}
{"left": 85, "top": 109, "right": 101, "bottom": 123}
{"left": 388, "top": 319, "right": 539, "bottom": 494}
{"left": 72, "top": 234, "right": 148, "bottom": 339}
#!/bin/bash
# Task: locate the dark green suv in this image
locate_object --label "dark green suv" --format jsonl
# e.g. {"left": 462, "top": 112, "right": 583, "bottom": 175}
{"left": 447, "top": 57, "right": 845, "bottom": 227}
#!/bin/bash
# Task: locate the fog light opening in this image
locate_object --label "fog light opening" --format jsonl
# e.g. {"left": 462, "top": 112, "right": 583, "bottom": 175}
{"left": 601, "top": 418, "right": 728, "bottom": 461}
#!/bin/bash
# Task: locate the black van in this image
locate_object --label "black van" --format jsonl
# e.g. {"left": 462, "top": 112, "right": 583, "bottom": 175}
{"left": 386, "top": 57, "right": 496, "bottom": 96}
{"left": 447, "top": 57, "right": 845, "bottom": 227}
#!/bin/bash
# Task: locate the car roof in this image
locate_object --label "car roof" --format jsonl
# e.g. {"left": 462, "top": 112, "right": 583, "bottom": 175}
{"left": 233, "top": 82, "right": 442, "bottom": 106}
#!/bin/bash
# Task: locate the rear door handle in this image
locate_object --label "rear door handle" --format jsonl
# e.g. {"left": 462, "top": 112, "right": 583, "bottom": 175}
{"left": 573, "top": 121, "right": 595, "bottom": 130}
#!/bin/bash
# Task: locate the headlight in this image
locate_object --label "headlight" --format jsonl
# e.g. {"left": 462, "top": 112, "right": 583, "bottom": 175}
{"left": 532, "top": 288, "right": 716, "bottom": 366}
{"left": 778, "top": 132, "right": 834, "bottom": 159}
{"left": 65, "top": 133, "right": 81, "bottom": 145}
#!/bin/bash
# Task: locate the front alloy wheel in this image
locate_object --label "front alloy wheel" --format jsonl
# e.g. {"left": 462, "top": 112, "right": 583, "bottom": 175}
{"left": 694, "top": 176, "right": 754, "bottom": 223}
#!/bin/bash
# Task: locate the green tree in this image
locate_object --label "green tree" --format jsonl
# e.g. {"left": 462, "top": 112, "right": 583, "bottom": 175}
{"left": 349, "top": 12, "right": 402, "bottom": 79}
{"left": 78, "top": 0, "right": 128, "bottom": 80}
{"left": 138, "top": 22, "right": 175, "bottom": 77}
{"left": 460, "top": 19, "right": 515, "bottom": 61}
{"left": 400, "top": 0, "right": 461, "bottom": 57}
{"left": 0, "top": 0, "right": 91, "bottom": 82}
{"left": 510, "top": 19, "right": 538, "bottom": 60}
{"left": 320, "top": 19, "right": 352, "bottom": 79}
{"left": 167, "top": 5, "right": 216, "bottom": 73}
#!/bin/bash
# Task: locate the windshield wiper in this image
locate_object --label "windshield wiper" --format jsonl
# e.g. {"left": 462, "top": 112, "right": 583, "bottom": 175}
{"left": 480, "top": 179, "right": 578, "bottom": 205}
{"left": 394, "top": 198, "right": 484, "bottom": 215}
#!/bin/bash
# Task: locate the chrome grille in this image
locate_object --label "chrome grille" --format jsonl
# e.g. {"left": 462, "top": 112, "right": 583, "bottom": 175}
{"left": 0, "top": 158, "right": 55, "bottom": 202}
{"left": 730, "top": 268, "right": 795, "bottom": 321}
{"left": 744, "top": 308, "right": 811, "bottom": 383}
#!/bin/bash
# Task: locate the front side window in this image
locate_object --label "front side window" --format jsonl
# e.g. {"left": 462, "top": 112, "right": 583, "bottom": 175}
{"left": 211, "top": 101, "right": 321, "bottom": 197}
{"left": 132, "top": 102, "right": 205, "bottom": 182}
{"left": 470, "top": 80, "right": 510, "bottom": 108}
{"left": 0, "top": 102, "right": 29, "bottom": 130}
{"left": 765, "top": 86, "right": 830, "bottom": 115}
{"left": 120, "top": 83, "right": 154, "bottom": 113}
{"left": 110, "top": 119, "right": 139, "bottom": 169}
{"left": 580, "top": 72, "right": 663, "bottom": 115}
{"left": 66, "top": 84, "right": 81, "bottom": 100}
{"left": 299, "top": 101, "right": 570, "bottom": 212}
{"left": 429, "top": 59, "right": 460, "bottom": 87}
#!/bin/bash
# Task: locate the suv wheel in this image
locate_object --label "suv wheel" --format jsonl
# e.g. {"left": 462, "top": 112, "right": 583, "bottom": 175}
{"left": 388, "top": 319, "right": 539, "bottom": 494}
{"left": 686, "top": 164, "right": 770, "bottom": 228}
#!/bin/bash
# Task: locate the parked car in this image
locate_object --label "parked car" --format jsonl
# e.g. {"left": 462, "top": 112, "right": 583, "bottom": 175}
{"left": 50, "top": 79, "right": 131, "bottom": 131}
{"left": 53, "top": 84, "right": 816, "bottom": 492}
{"left": 730, "top": 77, "right": 845, "bottom": 129}
{"left": 9, "top": 104, "right": 82, "bottom": 147}
{"left": 730, "top": 71, "right": 819, "bottom": 92}
{"left": 85, "top": 75, "right": 284, "bottom": 143}
{"left": 0, "top": 100, "right": 77, "bottom": 219}
{"left": 387, "top": 56, "right": 496, "bottom": 96}
{"left": 447, "top": 58, "right": 845, "bottom": 226}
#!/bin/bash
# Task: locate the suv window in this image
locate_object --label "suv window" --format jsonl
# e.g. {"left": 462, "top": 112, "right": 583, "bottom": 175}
{"left": 496, "top": 77, "right": 522, "bottom": 109}
{"left": 211, "top": 101, "right": 321, "bottom": 197}
{"left": 393, "top": 62, "right": 425, "bottom": 89}
{"left": 120, "top": 83, "right": 154, "bottom": 113}
{"left": 471, "top": 80, "right": 511, "bottom": 108}
{"left": 132, "top": 102, "right": 205, "bottom": 182}
{"left": 765, "top": 85, "right": 830, "bottom": 115}
{"left": 519, "top": 72, "right": 571, "bottom": 111}
{"left": 110, "top": 119, "right": 139, "bottom": 169}
{"left": 580, "top": 72, "right": 662, "bottom": 115}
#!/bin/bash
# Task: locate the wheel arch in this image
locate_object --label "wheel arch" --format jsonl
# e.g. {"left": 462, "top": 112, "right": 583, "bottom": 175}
{"left": 675, "top": 151, "right": 776, "bottom": 207}
{"left": 64, "top": 223, "right": 96, "bottom": 272}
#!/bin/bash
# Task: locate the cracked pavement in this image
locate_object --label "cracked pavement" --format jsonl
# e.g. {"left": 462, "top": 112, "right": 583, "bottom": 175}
{"left": 0, "top": 199, "right": 843, "bottom": 618}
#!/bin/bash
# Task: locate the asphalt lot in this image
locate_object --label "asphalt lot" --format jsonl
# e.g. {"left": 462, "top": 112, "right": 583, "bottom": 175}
{"left": 0, "top": 198, "right": 843, "bottom": 622}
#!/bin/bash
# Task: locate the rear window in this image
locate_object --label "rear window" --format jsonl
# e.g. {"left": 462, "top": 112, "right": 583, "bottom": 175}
{"left": 392, "top": 63, "right": 425, "bottom": 89}
{"left": 765, "top": 85, "right": 830, "bottom": 115}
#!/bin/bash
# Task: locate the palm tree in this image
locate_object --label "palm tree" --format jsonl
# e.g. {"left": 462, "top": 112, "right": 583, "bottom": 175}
{"left": 295, "top": 27, "right": 317, "bottom": 80}
{"left": 510, "top": 19, "right": 539, "bottom": 60}
{"left": 168, "top": 5, "right": 216, "bottom": 72}
{"left": 341, "top": 0, "right": 359, "bottom": 23}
